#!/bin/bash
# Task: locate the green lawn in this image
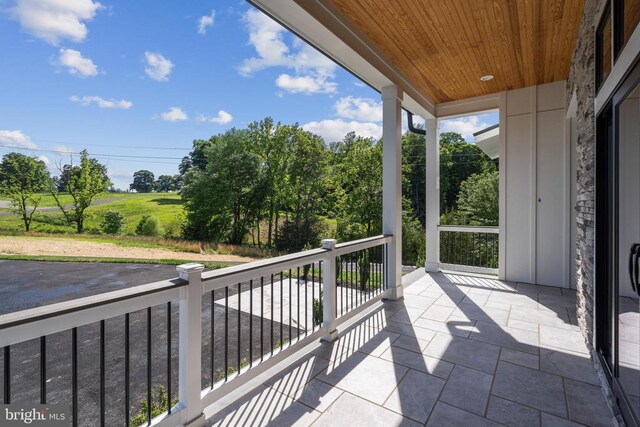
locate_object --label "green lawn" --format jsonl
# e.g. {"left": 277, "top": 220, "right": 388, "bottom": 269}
{"left": 0, "top": 191, "right": 144, "bottom": 208}
{"left": 0, "top": 193, "right": 184, "bottom": 235}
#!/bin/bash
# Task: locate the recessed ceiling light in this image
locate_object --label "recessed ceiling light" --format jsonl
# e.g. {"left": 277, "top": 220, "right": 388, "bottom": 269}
{"left": 480, "top": 75, "right": 494, "bottom": 81}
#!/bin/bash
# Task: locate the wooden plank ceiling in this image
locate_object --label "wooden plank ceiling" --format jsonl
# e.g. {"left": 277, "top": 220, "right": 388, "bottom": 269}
{"left": 328, "top": 0, "right": 585, "bottom": 104}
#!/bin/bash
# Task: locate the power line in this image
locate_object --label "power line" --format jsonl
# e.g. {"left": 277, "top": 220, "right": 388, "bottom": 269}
{"left": 30, "top": 138, "right": 192, "bottom": 151}
{"left": 0, "top": 146, "right": 179, "bottom": 165}
{"left": 0, "top": 145, "right": 183, "bottom": 160}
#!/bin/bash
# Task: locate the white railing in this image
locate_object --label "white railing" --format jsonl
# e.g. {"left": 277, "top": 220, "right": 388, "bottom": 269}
{"left": 0, "top": 235, "right": 393, "bottom": 427}
{"left": 438, "top": 225, "right": 499, "bottom": 275}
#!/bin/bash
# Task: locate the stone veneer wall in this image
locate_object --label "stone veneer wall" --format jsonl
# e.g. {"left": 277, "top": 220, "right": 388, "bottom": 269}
{"left": 566, "top": 0, "right": 603, "bottom": 353}
{"left": 566, "top": 0, "right": 623, "bottom": 422}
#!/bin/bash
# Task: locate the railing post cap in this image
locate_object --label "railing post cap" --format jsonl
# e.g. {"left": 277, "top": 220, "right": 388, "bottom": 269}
{"left": 321, "top": 239, "right": 337, "bottom": 249}
{"left": 176, "top": 263, "right": 205, "bottom": 280}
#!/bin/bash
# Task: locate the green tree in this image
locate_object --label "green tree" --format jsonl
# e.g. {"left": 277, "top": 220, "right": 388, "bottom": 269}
{"left": 456, "top": 170, "right": 499, "bottom": 225}
{"left": 52, "top": 150, "right": 110, "bottom": 233}
{"left": 101, "top": 210, "right": 125, "bottom": 234}
{"left": 130, "top": 170, "right": 155, "bottom": 193}
{"left": 0, "top": 153, "right": 50, "bottom": 231}
{"left": 439, "top": 133, "right": 495, "bottom": 213}
{"left": 154, "top": 174, "right": 176, "bottom": 192}
{"left": 182, "top": 128, "right": 262, "bottom": 243}
{"left": 248, "top": 117, "right": 289, "bottom": 248}
{"left": 277, "top": 126, "right": 329, "bottom": 251}
{"left": 402, "top": 130, "right": 426, "bottom": 226}
{"left": 333, "top": 132, "right": 383, "bottom": 241}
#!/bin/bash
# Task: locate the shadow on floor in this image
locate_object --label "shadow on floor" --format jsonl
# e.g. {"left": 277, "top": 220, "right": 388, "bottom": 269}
{"left": 208, "top": 271, "right": 615, "bottom": 427}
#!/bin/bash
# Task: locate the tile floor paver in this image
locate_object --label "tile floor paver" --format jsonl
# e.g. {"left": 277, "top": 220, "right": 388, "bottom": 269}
{"left": 485, "top": 395, "right": 541, "bottom": 427}
{"left": 491, "top": 361, "right": 567, "bottom": 417}
{"left": 207, "top": 272, "right": 615, "bottom": 427}
{"left": 424, "top": 333, "right": 501, "bottom": 374}
{"left": 439, "top": 365, "right": 493, "bottom": 415}
{"left": 379, "top": 345, "right": 454, "bottom": 379}
{"left": 426, "top": 402, "right": 504, "bottom": 427}
{"left": 383, "top": 369, "right": 445, "bottom": 423}
{"left": 313, "top": 392, "right": 421, "bottom": 427}
{"left": 499, "top": 348, "right": 540, "bottom": 369}
{"left": 564, "top": 379, "right": 616, "bottom": 427}
{"left": 315, "top": 352, "right": 407, "bottom": 405}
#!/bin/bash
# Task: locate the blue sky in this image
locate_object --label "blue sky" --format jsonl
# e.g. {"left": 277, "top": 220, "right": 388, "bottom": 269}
{"left": 0, "top": 0, "right": 497, "bottom": 190}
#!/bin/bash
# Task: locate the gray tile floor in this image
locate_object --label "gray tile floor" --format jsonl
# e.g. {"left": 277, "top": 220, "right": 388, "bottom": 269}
{"left": 208, "top": 272, "right": 615, "bottom": 427}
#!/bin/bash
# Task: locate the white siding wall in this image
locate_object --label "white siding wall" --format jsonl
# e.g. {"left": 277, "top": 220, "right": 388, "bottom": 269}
{"left": 504, "top": 81, "right": 570, "bottom": 287}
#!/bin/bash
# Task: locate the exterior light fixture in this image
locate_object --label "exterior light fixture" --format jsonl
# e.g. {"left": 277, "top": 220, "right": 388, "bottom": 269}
{"left": 480, "top": 75, "right": 494, "bottom": 81}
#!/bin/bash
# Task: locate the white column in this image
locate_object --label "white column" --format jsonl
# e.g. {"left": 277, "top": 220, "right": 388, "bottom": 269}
{"left": 321, "top": 238, "right": 339, "bottom": 342}
{"left": 382, "top": 85, "right": 403, "bottom": 300}
{"left": 425, "top": 118, "right": 439, "bottom": 272}
{"left": 176, "top": 263, "right": 205, "bottom": 427}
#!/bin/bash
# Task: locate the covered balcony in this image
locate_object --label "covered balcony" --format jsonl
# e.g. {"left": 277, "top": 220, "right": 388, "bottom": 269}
{"left": 0, "top": 0, "right": 633, "bottom": 426}
{"left": 0, "top": 240, "right": 615, "bottom": 426}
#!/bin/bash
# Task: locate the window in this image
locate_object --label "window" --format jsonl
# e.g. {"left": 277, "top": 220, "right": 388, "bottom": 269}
{"left": 597, "top": 4, "right": 613, "bottom": 90}
{"left": 616, "top": 0, "right": 640, "bottom": 56}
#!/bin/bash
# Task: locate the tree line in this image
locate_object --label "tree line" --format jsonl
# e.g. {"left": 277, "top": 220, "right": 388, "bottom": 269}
{"left": 0, "top": 117, "right": 497, "bottom": 265}
{"left": 129, "top": 170, "right": 182, "bottom": 193}
{"left": 177, "top": 117, "right": 497, "bottom": 264}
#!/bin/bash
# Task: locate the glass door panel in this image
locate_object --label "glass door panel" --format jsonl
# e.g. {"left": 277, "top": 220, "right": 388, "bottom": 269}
{"left": 616, "top": 79, "right": 640, "bottom": 422}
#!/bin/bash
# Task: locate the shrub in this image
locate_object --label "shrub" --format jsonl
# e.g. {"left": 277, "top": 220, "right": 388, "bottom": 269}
{"left": 313, "top": 292, "right": 323, "bottom": 326}
{"left": 136, "top": 215, "right": 162, "bottom": 236}
{"left": 164, "top": 212, "right": 186, "bottom": 238}
{"left": 131, "top": 385, "right": 177, "bottom": 427}
{"left": 402, "top": 213, "right": 425, "bottom": 267}
{"left": 275, "top": 218, "right": 326, "bottom": 253}
{"left": 357, "top": 250, "right": 371, "bottom": 290}
{"left": 101, "top": 210, "right": 125, "bottom": 234}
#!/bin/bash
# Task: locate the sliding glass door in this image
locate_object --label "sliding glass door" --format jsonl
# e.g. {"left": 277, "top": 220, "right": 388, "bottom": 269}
{"left": 596, "top": 59, "right": 640, "bottom": 426}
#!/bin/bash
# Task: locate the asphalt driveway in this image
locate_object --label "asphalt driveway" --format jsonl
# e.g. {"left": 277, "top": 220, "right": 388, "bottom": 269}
{"left": 0, "top": 260, "right": 298, "bottom": 426}
{"left": 0, "top": 260, "right": 181, "bottom": 315}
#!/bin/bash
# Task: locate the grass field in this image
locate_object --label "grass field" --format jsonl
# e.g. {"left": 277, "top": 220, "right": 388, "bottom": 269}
{"left": 0, "top": 193, "right": 184, "bottom": 235}
{"left": 0, "top": 191, "right": 144, "bottom": 208}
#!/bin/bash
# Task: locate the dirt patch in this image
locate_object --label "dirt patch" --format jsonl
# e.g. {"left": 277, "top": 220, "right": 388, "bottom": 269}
{"left": 0, "top": 236, "right": 256, "bottom": 263}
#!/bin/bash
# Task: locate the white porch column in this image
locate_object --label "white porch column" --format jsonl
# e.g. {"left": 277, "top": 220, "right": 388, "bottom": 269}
{"left": 425, "top": 118, "right": 439, "bottom": 272}
{"left": 382, "top": 85, "right": 403, "bottom": 300}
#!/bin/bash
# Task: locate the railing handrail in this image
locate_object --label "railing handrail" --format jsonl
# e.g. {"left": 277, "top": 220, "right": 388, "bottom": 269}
{"left": 0, "top": 234, "right": 397, "bottom": 426}
{"left": 201, "top": 247, "right": 328, "bottom": 282}
{"left": 438, "top": 225, "right": 499, "bottom": 234}
{"left": 0, "top": 278, "right": 186, "bottom": 331}
{"left": 334, "top": 234, "right": 393, "bottom": 256}
{"left": 202, "top": 235, "right": 393, "bottom": 292}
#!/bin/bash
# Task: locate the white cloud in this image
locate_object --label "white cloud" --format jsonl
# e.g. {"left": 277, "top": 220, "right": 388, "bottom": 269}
{"left": 275, "top": 74, "right": 336, "bottom": 95}
{"left": 197, "top": 10, "right": 215, "bottom": 35}
{"left": 197, "top": 110, "right": 233, "bottom": 124}
{"left": 144, "top": 52, "right": 174, "bottom": 82}
{"left": 37, "top": 155, "right": 50, "bottom": 165}
{"left": 439, "top": 115, "right": 492, "bottom": 141}
{"left": 334, "top": 96, "right": 382, "bottom": 122}
{"left": 302, "top": 119, "right": 382, "bottom": 143}
{"left": 55, "top": 48, "right": 98, "bottom": 77}
{"left": 53, "top": 145, "right": 74, "bottom": 155}
{"left": 160, "top": 107, "right": 188, "bottom": 122}
{"left": 0, "top": 130, "right": 37, "bottom": 149}
{"left": 70, "top": 95, "right": 132, "bottom": 109}
{"left": 239, "top": 9, "right": 337, "bottom": 94}
{"left": 10, "top": 0, "right": 102, "bottom": 45}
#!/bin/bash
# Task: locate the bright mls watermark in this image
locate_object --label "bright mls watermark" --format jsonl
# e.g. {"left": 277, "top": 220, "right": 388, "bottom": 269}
{"left": 1, "top": 405, "right": 70, "bottom": 426}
